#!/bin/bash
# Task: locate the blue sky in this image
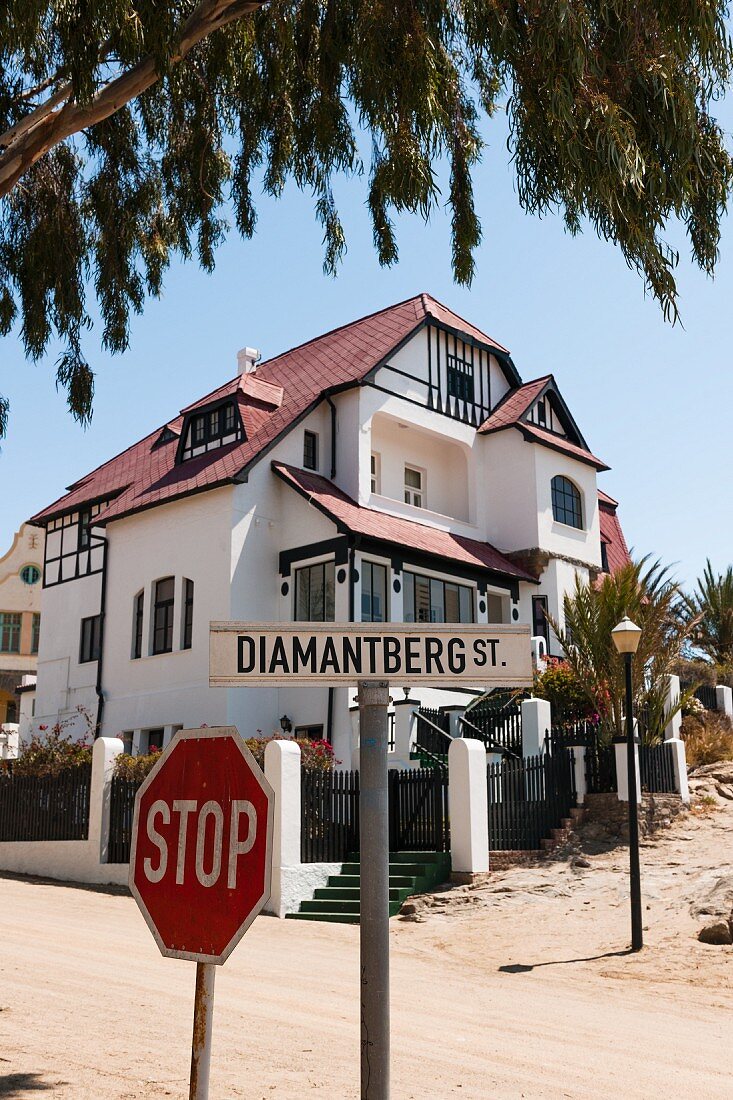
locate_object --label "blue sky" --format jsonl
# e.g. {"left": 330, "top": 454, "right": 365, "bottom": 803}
{"left": 1, "top": 107, "right": 732, "bottom": 592}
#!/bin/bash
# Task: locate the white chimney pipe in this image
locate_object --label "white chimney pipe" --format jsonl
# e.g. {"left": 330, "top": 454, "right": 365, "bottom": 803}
{"left": 237, "top": 346, "right": 261, "bottom": 374}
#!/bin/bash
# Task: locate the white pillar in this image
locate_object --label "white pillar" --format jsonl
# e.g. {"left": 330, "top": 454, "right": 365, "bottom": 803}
{"left": 570, "top": 744, "right": 587, "bottom": 804}
{"left": 666, "top": 738, "right": 690, "bottom": 804}
{"left": 393, "top": 698, "right": 420, "bottom": 761}
{"left": 91, "top": 736, "right": 124, "bottom": 864}
{"left": 716, "top": 685, "right": 733, "bottom": 719}
{"left": 521, "top": 698, "right": 552, "bottom": 758}
{"left": 664, "top": 675, "right": 682, "bottom": 740}
{"left": 443, "top": 705, "right": 464, "bottom": 739}
{"left": 448, "top": 737, "right": 489, "bottom": 876}
{"left": 264, "top": 739, "right": 302, "bottom": 918}
{"left": 614, "top": 738, "right": 641, "bottom": 803}
{"left": 349, "top": 704, "right": 360, "bottom": 769}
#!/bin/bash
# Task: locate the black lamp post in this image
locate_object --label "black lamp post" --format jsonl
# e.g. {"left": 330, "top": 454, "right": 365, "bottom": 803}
{"left": 611, "top": 615, "right": 643, "bottom": 952}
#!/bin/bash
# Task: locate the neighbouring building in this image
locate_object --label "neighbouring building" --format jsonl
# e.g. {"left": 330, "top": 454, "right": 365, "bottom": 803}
{"left": 0, "top": 524, "right": 44, "bottom": 728}
{"left": 28, "top": 293, "right": 630, "bottom": 764}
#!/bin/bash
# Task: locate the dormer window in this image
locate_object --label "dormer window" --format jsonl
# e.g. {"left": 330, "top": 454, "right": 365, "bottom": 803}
{"left": 180, "top": 400, "right": 243, "bottom": 462}
{"left": 447, "top": 352, "right": 474, "bottom": 403}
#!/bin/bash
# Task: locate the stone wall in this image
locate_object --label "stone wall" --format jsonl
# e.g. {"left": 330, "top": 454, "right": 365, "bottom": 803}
{"left": 583, "top": 792, "right": 686, "bottom": 841}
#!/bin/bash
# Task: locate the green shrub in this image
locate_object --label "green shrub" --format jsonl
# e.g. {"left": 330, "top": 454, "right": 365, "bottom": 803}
{"left": 9, "top": 722, "right": 93, "bottom": 777}
{"left": 112, "top": 732, "right": 338, "bottom": 781}
{"left": 113, "top": 747, "right": 163, "bottom": 781}
{"left": 534, "top": 659, "right": 599, "bottom": 725}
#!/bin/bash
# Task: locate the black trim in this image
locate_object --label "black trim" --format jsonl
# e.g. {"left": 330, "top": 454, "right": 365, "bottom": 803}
{"left": 95, "top": 539, "right": 108, "bottom": 733}
{"left": 177, "top": 396, "right": 245, "bottom": 464}
{"left": 326, "top": 397, "right": 337, "bottom": 479}
{"left": 279, "top": 536, "right": 349, "bottom": 577}
{"left": 516, "top": 424, "right": 609, "bottom": 470}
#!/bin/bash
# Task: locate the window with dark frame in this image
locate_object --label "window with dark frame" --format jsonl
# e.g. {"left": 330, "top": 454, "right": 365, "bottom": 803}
{"left": 132, "top": 591, "right": 144, "bottom": 659}
{"left": 183, "top": 579, "right": 194, "bottom": 649}
{"left": 551, "top": 475, "right": 583, "bottom": 529}
{"left": 446, "top": 353, "right": 475, "bottom": 403}
{"left": 532, "top": 595, "right": 550, "bottom": 646}
{"left": 601, "top": 541, "right": 610, "bottom": 573}
{"left": 303, "top": 430, "right": 318, "bottom": 470}
{"left": 152, "top": 577, "right": 175, "bottom": 654}
{"left": 294, "top": 562, "right": 335, "bottom": 622}
{"left": 146, "top": 728, "right": 165, "bottom": 752}
{"left": 294, "top": 723, "right": 326, "bottom": 743}
{"left": 0, "top": 612, "right": 21, "bottom": 654}
{"left": 536, "top": 399, "right": 547, "bottom": 426}
{"left": 78, "top": 507, "right": 92, "bottom": 550}
{"left": 402, "top": 571, "right": 474, "bottom": 624}
{"left": 31, "top": 613, "right": 41, "bottom": 655}
{"left": 79, "top": 614, "right": 101, "bottom": 663}
{"left": 180, "top": 400, "right": 243, "bottom": 461}
{"left": 361, "top": 561, "right": 388, "bottom": 622}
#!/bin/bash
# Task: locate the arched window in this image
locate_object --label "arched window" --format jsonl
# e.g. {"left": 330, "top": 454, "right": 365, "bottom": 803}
{"left": 551, "top": 476, "right": 583, "bottom": 529}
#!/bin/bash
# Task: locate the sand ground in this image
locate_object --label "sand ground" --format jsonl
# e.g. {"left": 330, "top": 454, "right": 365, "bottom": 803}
{"left": 1, "top": 798, "right": 732, "bottom": 1099}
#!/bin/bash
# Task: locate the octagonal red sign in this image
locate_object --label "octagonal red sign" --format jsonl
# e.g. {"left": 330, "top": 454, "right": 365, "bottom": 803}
{"left": 129, "top": 726, "right": 273, "bottom": 964}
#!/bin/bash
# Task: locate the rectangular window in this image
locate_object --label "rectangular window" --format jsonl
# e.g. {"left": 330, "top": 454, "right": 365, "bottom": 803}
{"left": 183, "top": 579, "right": 194, "bottom": 650}
{"left": 370, "top": 452, "right": 381, "bottom": 494}
{"left": 0, "top": 612, "right": 21, "bottom": 654}
{"left": 132, "top": 591, "right": 144, "bottom": 659}
{"left": 447, "top": 353, "right": 475, "bottom": 403}
{"left": 294, "top": 562, "right": 335, "bottom": 622}
{"left": 145, "top": 728, "right": 165, "bottom": 753}
{"left": 31, "top": 613, "right": 41, "bottom": 655}
{"left": 294, "top": 723, "right": 325, "bottom": 742}
{"left": 404, "top": 466, "right": 424, "bottom": 508}
{"left": 78, "top": 507, "right": 92, "bottom": 550}
{"left": 181, "top": 402, "right": 242, "bottom": 461}
{"left": 79, "top": 614, "right": 101, "bottom": 663}
{"left": 486, "top": 594, "right": 504, "bottom": 623}
{"left": 536, "top": 399, "right": 547, "bottom": 427}
{"left": 532, "top": 596, "right": 549, "bottom": 645}
{"left": 303, "top": 430, "right": 318, "bottom": 471}
{"left": 153, "top": 577, "right": 175, "bottom": 655}
{"left": 403, "top": 572, "right": 474, "bottom": 624}
{"left": 601, "top": 541, "right": 610, "bottom": 573}
{"left": 361, "top": 561, "right": 388, "bottom": 622}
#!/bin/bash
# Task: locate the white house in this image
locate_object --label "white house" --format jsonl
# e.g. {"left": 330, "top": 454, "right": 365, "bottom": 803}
{"left": 28, "top": 293, "right": 630, "bottom": 765}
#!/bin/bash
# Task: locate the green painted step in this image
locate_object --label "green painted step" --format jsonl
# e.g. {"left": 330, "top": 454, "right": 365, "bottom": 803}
{"left": 286, "top": 851, "right": 451, "bottom": 925}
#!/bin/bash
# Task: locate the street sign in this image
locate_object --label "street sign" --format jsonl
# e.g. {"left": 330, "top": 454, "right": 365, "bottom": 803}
{"left": 210, "top": 621, "right": 533, "bottom": 687}
{"left": 129, "top": 726, "right": 274, "bottom": 964}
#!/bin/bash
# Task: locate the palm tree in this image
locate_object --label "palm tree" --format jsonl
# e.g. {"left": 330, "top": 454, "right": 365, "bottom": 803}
{"left": 684, "top": 560, "right": 733, "bottom": 670}
{"left": 549, "top": 559, "right": 691, "bottom": 744}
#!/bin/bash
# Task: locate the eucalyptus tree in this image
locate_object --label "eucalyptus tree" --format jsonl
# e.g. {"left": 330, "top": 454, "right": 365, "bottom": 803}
{"left": 550, "top": 559, "right": 692, "bottom": 743}
{"left": 2, "top": 1, "right": 732, "bottom": 434}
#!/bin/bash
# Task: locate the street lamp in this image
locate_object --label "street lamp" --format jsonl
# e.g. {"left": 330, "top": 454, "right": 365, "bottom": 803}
{"left": 611, "top": 616, "right": 643, "bottom": 952}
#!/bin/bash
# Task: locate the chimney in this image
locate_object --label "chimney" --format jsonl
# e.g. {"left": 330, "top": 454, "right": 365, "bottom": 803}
{"left": 237, "top": 346, "right": 261, "bottom": 374}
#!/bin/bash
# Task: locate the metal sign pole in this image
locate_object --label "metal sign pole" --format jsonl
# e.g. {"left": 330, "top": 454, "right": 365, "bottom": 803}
{"left": 189, "top": 961, "right": 216, "bottom": 1100}
{"left": 358, "top": 679, "right": 390, "bottom": 1100}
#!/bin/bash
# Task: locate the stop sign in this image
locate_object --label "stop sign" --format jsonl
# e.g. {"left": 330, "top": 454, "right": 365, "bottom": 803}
{"left": 129, "top": 726, "right": 273, "bottom": 964}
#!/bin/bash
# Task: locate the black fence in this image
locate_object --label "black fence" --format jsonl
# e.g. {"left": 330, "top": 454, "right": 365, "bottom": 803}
{"left": 0, "top": 765, "right": 92, "bottom": 842}
{"left": 463, "top": 703, "right": 522, "bottom": 756}
{"left": 107, "top": 775, "right": 142, "bottom": 863}
{"left": 640, "top": 740, "right": 676, "bottom": 794}
{"left": 585, "top": 740, "right": 618, "bottom": 794}
{"left": 301, "top": 766, "right": 450, "bottom": 862}
{"left": 415, "top": 708, "right": 451, "bottom": 757}
{"left": 388, "top": 768, "right": 450, "bottom": 853}
{"left": 487, "top": 747, "right": 577, "bottom": 851}
{"left": 694, "top": 684, "right": 718, "bottom": 711}
{"left": 301, "top": 768, "right": 360, "bottom": 863}
{"left": 550, "top": 719, "right": 598, "bottom": 750}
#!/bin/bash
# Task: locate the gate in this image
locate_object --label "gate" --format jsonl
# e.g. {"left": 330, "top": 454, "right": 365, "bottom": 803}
{"left": 640, "top": 740, "right": 676, "bottom": 793}
{"left": 388, "top": 768, "right": 450, "bottom": 853}
{"left": 487, "top": 748, "right": 577, "bottom": 851}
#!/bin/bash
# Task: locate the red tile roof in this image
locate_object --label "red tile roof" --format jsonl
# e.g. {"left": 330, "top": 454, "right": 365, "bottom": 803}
{"left": 517, "top": 423, "right": 609, "bottom": 470}
{"left": 30, "top": 293, "right": 511, "bottom": 526}
{"left": 598, "top": 491, "right": 631, "bottom": 573}
{"left": 478, "top": 375, "right": 551, "bottom": 432}
{"left": 272, "top": 462, "right": 538, "bottom": 583}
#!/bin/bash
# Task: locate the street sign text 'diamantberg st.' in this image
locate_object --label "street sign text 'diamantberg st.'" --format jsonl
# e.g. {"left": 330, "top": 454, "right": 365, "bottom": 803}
{"left": 209, "top": 622, "right": 533, "bottom": 687}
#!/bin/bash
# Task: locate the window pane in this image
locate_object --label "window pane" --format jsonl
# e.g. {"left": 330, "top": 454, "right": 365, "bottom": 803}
{"left": 295, "top": 567, "right": 310, "bottom": 621}
{"left": 156, "top": 577, "right": 175, "bottom": 602}
{"left": 430, "top": 578, "right": 444, "bottom": 623}
{"left": 405, "top": 467, "right": 421, "bottom": 489}
{"left": 444, "top": 583, "right": 460, "bottom": 623}
{"left": 324, "top": 562, "right": 335, "bottom": 621}
{"left": 414, "top": 576, "right": 431, "bottom": 623}
{"left": 459, "top": 586, "right": 474, "bottom": 623}
{"left": 403, "top": 572, "right": 415, "bottom": 622}
{"left": 371, "top": 564, "right": 386, "bottom": 622}
{"left": 486, "top": 594, "right": 503, "bottom": 623}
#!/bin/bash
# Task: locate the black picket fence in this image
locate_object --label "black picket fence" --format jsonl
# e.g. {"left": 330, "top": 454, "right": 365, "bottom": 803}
{"left": 460, "top": 705, "right": 522, "bottom": 756}
{"left": 584, "top": 740, "right": 618, "bottom": 794}
{"left": 0, "top": 764, "right": 92, "bottom": 842}
{"left": 414, "top": 708, "right": 451, "bottom": 757}
{"left": 301, "top": 767, "right": 450, "bottom": 863}
{"left": 487, "top": 747, "right": 577, "bottom": 851}
{"left": 640, "top": 740, "right": 676, "bottom": 794}
{"left": 107, "top": 775, "right": 142, "bottom": 863}
{"left": 550, "top": 719, "right": 599, "bottom": 750}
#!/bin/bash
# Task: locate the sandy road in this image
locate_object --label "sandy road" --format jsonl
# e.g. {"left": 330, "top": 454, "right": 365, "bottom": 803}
{"left": 1, "top": 804, "right": 732, "bottom": 1099}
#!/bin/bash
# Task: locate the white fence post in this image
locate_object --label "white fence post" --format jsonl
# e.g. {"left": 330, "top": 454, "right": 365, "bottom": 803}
{"left": 664, "top": 675, "right": 682, "bottom": 741}
{"left": 448, "top": 737, "right": 489, "bottom": 877}
{"left": 443, "top": 705, "right": 464, "bottom": 739}
{"left": 264, "top": 739, "right": 302, "bottom": 918}
{"left": 667, "top": 738, "right": 690, "bottom": 804}
{"left": 91, "top": 736, "right": 124, "bottom": 864}
{"left": 715, "top": 685, "right": 733, "bottom": 719}
{"left": 393, "top": 697, "right": 421, "bottom": 761}
{"left": 614, "top": 732, "right": 641, "bottom": 803}
{"left": 521, "top": 698, "right": 552, "bottom": 757}
{"left": 570, "top": 745, "right": 587, "bottom": 804}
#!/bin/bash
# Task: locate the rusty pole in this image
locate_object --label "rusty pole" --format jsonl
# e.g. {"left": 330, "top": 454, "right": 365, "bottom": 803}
{"left": 189, "top": 961, "right": 216, "bottom": 1100}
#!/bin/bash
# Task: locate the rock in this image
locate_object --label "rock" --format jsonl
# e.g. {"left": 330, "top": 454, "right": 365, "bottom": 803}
{"left": 689, "top": 875, "right": 733, "bottom": 920}
{"left": 697, "top": 921, "right": 733, "bottom": 946}
{"left": 571, "top": 856, "right": 591, "bottom": 869}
